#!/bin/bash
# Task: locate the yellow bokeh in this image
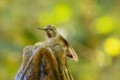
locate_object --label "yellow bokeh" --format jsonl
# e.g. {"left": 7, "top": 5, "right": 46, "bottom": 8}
{"left": 53, "top": 4, "right": 71, "bottom": 23}
{"left": 104, "top": 37, "right": 120, "bottom": 56}
{"left": 94, "top": 16, "right": 114, "bottom": 34}
{"left": 38, "top": 4, "right": 71, "bottom": 26}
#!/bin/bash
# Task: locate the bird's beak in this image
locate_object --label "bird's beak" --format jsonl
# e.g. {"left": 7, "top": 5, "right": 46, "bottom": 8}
{"left": 37, "top": 28, "right": 46, "bottom": 31}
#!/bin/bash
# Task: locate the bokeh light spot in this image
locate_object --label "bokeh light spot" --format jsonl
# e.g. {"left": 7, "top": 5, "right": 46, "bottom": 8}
{"left": 38, "top": 4, "right": 71, "bottom": 26}
{"left": 94, "top": 16, "right": 114, "bottom": 34}
{"left": 104, "top": 37, "right": 120, "bottom": 56}
{"left": 53, "top": 4, "right": 71, "bottom": 23}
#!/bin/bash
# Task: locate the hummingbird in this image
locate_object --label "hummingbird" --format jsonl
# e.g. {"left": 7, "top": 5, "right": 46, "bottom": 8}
{"left": 37, "top": 25, "right": 78, "bottom": 61}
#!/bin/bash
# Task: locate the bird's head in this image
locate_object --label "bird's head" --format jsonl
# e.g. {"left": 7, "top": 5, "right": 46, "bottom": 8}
{"left": 37, "top": 25, "right": 58, "bottom": 38}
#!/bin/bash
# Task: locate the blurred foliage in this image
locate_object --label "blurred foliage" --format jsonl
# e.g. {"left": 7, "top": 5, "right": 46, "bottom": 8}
{"left": 0, "top": 0, "right": 120, "bottom": 80}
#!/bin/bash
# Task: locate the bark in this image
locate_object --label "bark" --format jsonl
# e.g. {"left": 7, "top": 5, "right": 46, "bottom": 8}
{"left": 15, "top": 42, "right": 74, "bottom": 80}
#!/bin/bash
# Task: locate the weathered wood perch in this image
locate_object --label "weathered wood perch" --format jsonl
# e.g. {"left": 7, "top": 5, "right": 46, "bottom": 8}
{"left": 15, "top": 42, "right": 74, "bottom": 80}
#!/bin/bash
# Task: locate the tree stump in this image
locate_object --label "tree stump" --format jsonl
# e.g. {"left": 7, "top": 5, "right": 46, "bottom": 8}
{"left": 15, "top": 42, "right": 74, "bottom": 80}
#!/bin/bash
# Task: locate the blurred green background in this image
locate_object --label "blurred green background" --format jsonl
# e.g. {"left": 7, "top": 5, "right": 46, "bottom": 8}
{"left": 0, "top": 0, "right": 120, "bottom": 80}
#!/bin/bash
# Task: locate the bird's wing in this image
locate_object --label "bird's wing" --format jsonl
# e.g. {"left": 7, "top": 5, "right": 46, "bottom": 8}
{"left": 67, "top": 44, "right": 78, "bottom": 61}
{"left": 60, "top": 35, "right": 78, "bottom": 61}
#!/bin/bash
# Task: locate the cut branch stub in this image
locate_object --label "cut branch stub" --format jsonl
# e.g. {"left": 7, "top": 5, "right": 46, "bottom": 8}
{"left": 16, "top": 42, "right": 74, "bottom": 80}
